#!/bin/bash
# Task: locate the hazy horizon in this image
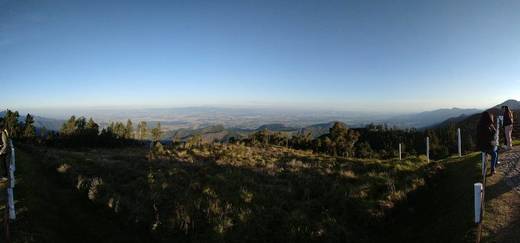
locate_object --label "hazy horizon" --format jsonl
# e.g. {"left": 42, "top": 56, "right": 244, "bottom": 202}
{"left": 2, "top": 103, "right": 487, "bottom": 118}
{"left": 1, "top": 98, "right": 508, "bottom": 115}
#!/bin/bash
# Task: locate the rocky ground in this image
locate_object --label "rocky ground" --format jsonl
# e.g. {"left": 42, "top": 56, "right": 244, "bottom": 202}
{"left": 501, "top": 147, "right": 520, "bottom": 194}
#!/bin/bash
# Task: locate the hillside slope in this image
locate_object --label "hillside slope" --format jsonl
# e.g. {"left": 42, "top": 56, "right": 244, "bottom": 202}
{"left": 0, "top": 144, "right": 492, "bottom": 242}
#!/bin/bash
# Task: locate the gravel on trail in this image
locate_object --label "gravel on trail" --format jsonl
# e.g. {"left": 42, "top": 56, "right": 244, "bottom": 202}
{"left": 498, "top": 147, "right": 520, "bottom": 193}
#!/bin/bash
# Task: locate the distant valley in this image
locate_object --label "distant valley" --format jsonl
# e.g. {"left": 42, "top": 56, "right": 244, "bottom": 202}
{"left": 13, "top": 106, "right": 485, "bottom": 133}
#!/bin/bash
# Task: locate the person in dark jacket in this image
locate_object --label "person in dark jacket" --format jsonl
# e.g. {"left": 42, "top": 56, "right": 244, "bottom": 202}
{"left": 502, "top": 106, "right": 514, "bottom": 149}
{"left": 477, "top": 111, "right": 499, "bottom": 175}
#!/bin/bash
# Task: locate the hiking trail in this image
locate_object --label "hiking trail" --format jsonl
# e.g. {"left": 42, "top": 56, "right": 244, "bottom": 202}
{"left": 481, "top": 146, "right": 520, "bottom": 242}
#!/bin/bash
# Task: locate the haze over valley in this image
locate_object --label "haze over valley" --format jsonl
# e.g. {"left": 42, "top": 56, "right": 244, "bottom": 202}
{"left": 15, "top": 105, "right": 485, "bottom": 133}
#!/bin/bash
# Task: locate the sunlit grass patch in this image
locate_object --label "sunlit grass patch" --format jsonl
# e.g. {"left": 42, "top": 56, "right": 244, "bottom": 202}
{"left": 35, "top": 143, "right": 449, "bottom": 242}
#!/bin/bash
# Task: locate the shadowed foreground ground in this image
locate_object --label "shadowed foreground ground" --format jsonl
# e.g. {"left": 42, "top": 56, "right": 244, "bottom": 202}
{"left": 0, "top": 149, "right": 151, "bottom": 243}
{"left": 387, "top": 153, "right": 481, "bottom": 243}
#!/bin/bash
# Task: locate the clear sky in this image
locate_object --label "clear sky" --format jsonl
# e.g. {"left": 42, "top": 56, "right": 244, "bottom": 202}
{"left": 1, "top": 0, "right": 519, "bottom": 112}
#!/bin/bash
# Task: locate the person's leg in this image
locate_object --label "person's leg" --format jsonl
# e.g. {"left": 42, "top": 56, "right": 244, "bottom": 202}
{"left": 490, "top": 150, "right": 498, "bottom": 173}
{"left": 504, "top": 125, "right": 510, "bottom": 147}
{"left": 507, "top": 125, "right": 513, "bottom": 148}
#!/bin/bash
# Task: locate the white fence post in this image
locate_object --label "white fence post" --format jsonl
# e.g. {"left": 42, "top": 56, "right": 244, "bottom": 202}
{"left": 457, "top": 128, "right": 462, "bottom": 157}
{"left": 9, "top": 140, "right": 15, "bottom": 187}
{"left": 7, "top": 139, "right": 16, "bottom": 220}
{"left": 9, "top": 140, "right": 15, "bottom": 170}
{"left": 399, "top": 143, "right": 402, "bottom": 161}
{"left": 474, "top": 183, "right": 483, "bottom": 223}
{"left": 7, "top": 188, "right": 15, "bottom": 220}
{"left": 426, "top": 137, "right": 430, "bottom": 163}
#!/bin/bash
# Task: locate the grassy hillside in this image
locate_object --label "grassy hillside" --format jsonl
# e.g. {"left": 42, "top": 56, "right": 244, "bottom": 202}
{"left": 7, "top": 142, "right": 475, "bottom": 242}
{"left": 1, "top": 141, "right": 493, "bottom": 242}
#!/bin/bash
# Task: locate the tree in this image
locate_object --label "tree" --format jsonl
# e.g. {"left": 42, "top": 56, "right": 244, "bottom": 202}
{"left": 23, "top": 113, "right": 36, "bottom": 138}
{"left": 151, "top": 122, "right": 162, "bottom": 142}
{"left": 86, "top": 117, "right": 99, "bottom": 130}
{"left": 113, "top": 122, "right": 126, "bottom": 139}
{"left": 125, "top": 119, "right": 134, "bottom": 139}
{"left": 86, "top": 118, "right": 99, "bottom": 136}
{"left": 322, "top": 122, "right": 360, "bottom": 157}
{"left": 290, "top": 131, "right": 312, "bottom": 150}
{"left": 330, "top": 122, "right": 348, "bottom": 141}
{"left": 61, "top": 116, "right": 77, "bottom": 135}
{"left": 137, "top": 121, "right": 148, "bottom": 140}
{"left": 186, "top": 134, "right": 202, "bottom": 148}
{"left": 4, "top": 110, "right": 20, "bottom": 138}
{"left": 355, "top": 142, "right": 373, "bottom": 158}
{"left": 76, "top": 117, "right": 87, "bottom": 130}
{"left": 251, "top": 128, "right": 270, "bottom": 145}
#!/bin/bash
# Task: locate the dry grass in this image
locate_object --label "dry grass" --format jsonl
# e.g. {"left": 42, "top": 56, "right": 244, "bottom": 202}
{"left": 20, "top": 143, "right": 442, "bottom": 242}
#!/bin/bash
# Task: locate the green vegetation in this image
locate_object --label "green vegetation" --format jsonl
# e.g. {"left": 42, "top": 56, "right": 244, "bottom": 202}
{"left": 245, "top": 122, "right": 470, "bottom": 160}
{"left": 16, "top": 111, "right": 479, "bottom": 164}
{"left": 22, "top": 114, "right": 36, "bottom": 138}
{"left": 137, "top": 121, "right": 148, "bottom": 140}
{"left": 20, "top": 143, "right": 440, "bottom": 242}
{"left": 4, "top": 143, "right": 488, "bottom": 243}
{"left": 151, "top": 122, "right": 163, "bottom": 142}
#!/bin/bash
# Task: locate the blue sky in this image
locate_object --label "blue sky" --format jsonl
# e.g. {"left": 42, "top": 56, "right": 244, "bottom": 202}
{"left": 1, "top": 0, "right": 519, "bottom": 112}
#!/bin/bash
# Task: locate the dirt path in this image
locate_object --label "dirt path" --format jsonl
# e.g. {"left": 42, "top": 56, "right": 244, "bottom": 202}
{"left": 481, "top": 147, "right": 520, "bottom": 242}
{"left": 0, "top": 148, "right": 151, "bottom": 243}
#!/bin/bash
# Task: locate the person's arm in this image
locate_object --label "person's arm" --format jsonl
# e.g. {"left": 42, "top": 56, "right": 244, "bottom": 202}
{"left": 489, "top": 127, "right": 497, "bottom": 147}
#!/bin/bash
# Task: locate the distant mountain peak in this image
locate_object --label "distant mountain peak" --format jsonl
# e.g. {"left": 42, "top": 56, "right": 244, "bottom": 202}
{"left": 495, "top": 99, "right": 520, "bottom": 109}
{"left": 386, "top": 108, "right": 481, "bottom": 128}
